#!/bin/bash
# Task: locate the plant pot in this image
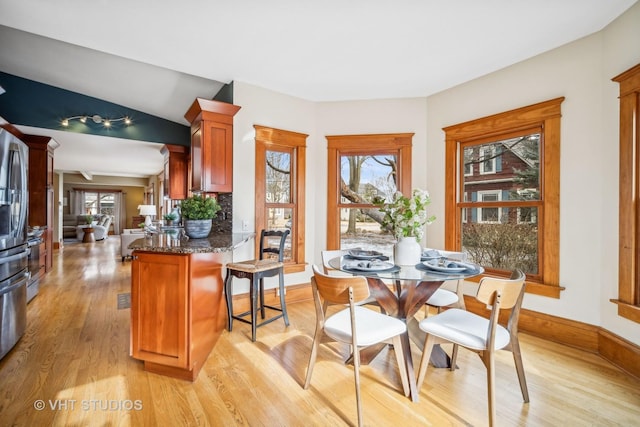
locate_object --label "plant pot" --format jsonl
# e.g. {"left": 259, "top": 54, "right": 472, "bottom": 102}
{"left": 183, "top": 219, "right": 212, "bottom": 239}
{"left": 394, "top": 236, "right": 421, "bottom": 265}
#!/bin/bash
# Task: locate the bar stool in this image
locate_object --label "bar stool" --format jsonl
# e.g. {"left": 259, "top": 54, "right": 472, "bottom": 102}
{"left": 224, "top": 229, "right": 290, "bottom": 342}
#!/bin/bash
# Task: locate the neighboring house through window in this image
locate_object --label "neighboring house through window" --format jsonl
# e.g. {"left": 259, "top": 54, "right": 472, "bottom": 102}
{"left": 444, "top": 98, "right": 563, "bottom": 298}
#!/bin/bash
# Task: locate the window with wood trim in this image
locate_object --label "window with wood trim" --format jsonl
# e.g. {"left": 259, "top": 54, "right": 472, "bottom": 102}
{"left": 326, "top": 133, "right": 413, "bottom": 253}
{"left": 444, "top": 98, "right": 564, "bottom": 298}
{"left": 255, "top": 125, "right": 307, "bottom": 273}
{"left": 612, "top": 63, "right": 640, "bottom": 323}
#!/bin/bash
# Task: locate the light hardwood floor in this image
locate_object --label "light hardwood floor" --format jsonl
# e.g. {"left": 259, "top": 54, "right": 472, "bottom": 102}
{"left": 1, "top": 237, "right": 639, "bottom": 426}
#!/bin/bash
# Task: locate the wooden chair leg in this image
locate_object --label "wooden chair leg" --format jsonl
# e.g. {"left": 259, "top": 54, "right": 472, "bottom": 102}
{"left": 416, "top": 334, "right": 436, "bottom": 390}
{"left": 304, "top": 330, "right": 322, "bottom": 389}
{"left": 485, "top": 351, "right": 496, "bottom": 427}
{"left": 510, "top": 338, "right": 530, "bottom": 402}
{"left": 391, "top": 335, "right": 410, "bottom": 397}
{"left": 224, "top": 272, "right": 234, "bottom": 331}
{"left": 450, "top": 343, "right": 459, "bottom": 371}
{"left": 250, "top": 276, "right": 258, "bottom": 342}
{"left": 353, "top": 344, "right": 363, "bottom": 427}
{"left": 259, "top": 277, "right": 266, "bottom": 319}
{"left": 279, "top": 269, "right": 289, "bottom": 326}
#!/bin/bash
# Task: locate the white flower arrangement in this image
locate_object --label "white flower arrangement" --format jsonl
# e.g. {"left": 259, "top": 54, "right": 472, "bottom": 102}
{"left": 375, "top": 189, "right": 436, "bottom": 241}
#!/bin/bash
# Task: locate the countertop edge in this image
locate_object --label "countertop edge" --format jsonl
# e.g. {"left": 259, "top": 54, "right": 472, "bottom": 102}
{"left": 129, "top": 232, "right": 255, "bottom": 254}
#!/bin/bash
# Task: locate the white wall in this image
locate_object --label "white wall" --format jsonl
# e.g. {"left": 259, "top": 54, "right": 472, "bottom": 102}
{"left": 425, "top": 2, "right": 640, "bottom": 345}
{"left": 314, "top": 98, "right": 429, "bottom": 262}
{"left": 233, "top": 83, "right": 428, "bottom": 292}
{"left": 232, "top": 82, "right": 316, "bottom": 293}
{"left": 231, "top": 3, "right": 640, "bottom": 345}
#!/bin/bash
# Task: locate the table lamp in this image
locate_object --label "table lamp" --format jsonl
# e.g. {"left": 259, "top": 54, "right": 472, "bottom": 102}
{"left": 138, "top": 205, "right": 157, "bottom": 227}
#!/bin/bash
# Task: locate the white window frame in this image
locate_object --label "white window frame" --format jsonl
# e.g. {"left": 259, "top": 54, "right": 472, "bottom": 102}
{"left": 478, "top": 190, "right": 501, "bottom": 223}
{"left": 479, "top": 146, "right": 496, "bottom": 175}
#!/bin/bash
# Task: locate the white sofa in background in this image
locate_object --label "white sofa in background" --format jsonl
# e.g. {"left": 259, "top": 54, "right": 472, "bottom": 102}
{"left": 120, "top": 228, "right": 145, "bottom": 261}
{"left": 75, "top": 215, "right": 113, "bottom": 241}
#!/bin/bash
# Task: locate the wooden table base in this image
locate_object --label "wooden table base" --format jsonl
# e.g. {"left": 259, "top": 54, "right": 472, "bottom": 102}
{"left": 82, "top": 227, "right": 95, "bottom": 243}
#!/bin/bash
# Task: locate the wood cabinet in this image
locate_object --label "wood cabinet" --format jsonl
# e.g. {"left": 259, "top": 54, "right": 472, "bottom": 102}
{"left": 161, "top": 144, "right": 188, "bottom": 200}
{"left": 184, "top": 98, "right": 241, "bottom": 193}
{"left": 131, "top": 216, "right": 145, "bottom": 229}
{"left": 130, "top": 250, "right": 229, "bottom": 381}
{"left": 23, "top": 134, "right": 58, "bottom": 272}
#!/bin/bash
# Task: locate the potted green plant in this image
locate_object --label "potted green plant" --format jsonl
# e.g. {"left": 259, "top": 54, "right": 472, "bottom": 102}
{"left": 163, "top": 212, "right": 178, "bottom": 226}
{"left": 180, "top": 195, "right": 221, "bottom": 238}
{"left": 85, "top": 214, "right": 94, "bottom": 225}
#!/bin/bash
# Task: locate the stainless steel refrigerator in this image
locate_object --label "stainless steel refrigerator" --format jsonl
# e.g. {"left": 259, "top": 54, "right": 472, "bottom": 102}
{"left": 0, "top": 127, "right": 29, "bottom": 360}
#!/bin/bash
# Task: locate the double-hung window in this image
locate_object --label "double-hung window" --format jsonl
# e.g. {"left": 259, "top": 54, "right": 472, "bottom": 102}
{"left": 326, "top": 133, "right": 413, "bottom": 253}
{"left": 444, "top": 98, "right": 563, "bottom": 297}
{"left": 254, "top": 125, "right": 307, "bottom": 273}
{"left": 613, "top": 63, "right": 640, "bottom": 323}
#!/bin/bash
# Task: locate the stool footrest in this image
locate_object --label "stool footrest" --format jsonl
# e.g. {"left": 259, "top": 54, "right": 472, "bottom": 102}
{"left": 232, "top": 306, "right": 285, "bottom": 328}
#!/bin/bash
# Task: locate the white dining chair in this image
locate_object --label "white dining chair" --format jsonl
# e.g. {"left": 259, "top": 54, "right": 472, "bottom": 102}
{"left": 416, "top": 269, "right": 529, "bottom": 427}
{"left": 321, "top": 249, "right": 381, "bottom": 309}
{"left": 304, "top": 265, "right": 410, "bottom": 427}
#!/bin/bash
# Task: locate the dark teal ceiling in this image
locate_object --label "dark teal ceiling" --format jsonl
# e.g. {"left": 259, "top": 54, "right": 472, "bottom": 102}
{"left": 0, "top": 71, "right": 191, "bottom": 146}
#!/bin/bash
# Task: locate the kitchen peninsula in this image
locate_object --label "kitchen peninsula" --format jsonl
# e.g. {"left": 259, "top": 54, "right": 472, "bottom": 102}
{"left": 129, "top": 232, "right": 254, "bottom": 381}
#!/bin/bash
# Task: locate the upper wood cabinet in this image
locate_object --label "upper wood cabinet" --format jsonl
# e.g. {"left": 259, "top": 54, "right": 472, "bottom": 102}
{"left": 161, "top": 144, "right": 188, "bottom": 200}
{"left": 23, "top": 134, "right": 59, "bottom": 273}
{"left": 184, "top": 98, "right": 241, "bottom": 193}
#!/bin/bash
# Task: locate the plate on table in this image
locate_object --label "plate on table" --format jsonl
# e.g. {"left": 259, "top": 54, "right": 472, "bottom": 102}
{"left": 347, "top": 249, "right": 385, "bottom": 260}
{"left": 421, "top": 249, "right": 442, "bottom": 261}
{"left": 422, "top": 259, "right": 467, "bottom": 272}
{"left": 344, "top": 260, "right": 396, "bottom": 272}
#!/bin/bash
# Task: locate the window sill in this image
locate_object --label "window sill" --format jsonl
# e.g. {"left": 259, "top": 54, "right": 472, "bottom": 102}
{"left": 465, "top": 275, "right": 564, "bottom": 298}
{"left": 284, "top": 263, "right": 307, "bottom": 275}
{"left": 610, "top": 299, "right": 640, "bottom": 324}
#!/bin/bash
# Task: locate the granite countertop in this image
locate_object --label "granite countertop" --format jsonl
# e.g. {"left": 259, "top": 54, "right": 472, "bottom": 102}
{"left": 129, "top": 232, "right": 255, "bottom": 254}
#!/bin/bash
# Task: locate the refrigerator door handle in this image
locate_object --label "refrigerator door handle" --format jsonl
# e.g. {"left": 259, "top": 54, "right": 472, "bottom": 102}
{"left": 0, "top": 271, "right": 29, "bottom": 296}
{"left": 0, "top": 249, "right": 30, "bottom": 265}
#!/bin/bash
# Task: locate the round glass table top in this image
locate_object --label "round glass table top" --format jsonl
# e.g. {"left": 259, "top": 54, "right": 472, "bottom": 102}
{"left": 328, "top": 256, "right": 484, "bottom": 282}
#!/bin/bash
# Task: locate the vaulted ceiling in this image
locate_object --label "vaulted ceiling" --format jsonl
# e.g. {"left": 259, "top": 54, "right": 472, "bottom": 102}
{"left": 0, "top": 0, "right": 636, "bottom": 178}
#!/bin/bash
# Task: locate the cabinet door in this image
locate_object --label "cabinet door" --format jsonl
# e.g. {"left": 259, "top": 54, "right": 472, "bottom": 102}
{"left": 191, "top": 125, "right": 203, "bottom": 192}
{"left": 201, "top": 120, "right": 233, "bottom": 192}
{"left": 131, "top": 252, "right": 190, "bottom": 369}
{"left": 163, "top": 145, "right": 188, "bottom": 200}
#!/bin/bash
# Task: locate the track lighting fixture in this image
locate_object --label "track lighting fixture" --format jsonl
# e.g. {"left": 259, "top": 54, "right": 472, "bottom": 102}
{"left": 61, "top": 114, "right": 132, "bottom": 128}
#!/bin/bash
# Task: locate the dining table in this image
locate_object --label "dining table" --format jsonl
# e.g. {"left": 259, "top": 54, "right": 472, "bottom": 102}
{"left": 328, "top": 253, "right": 484, "bottom": 402}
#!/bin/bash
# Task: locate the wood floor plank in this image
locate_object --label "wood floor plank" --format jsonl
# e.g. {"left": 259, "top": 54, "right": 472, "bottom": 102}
{"left": 0, "top": 237, "right": 639, "bottom": 426}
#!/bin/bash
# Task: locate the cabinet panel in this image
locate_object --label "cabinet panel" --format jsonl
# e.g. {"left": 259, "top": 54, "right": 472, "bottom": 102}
{"left": 184, "top": 98, "right": 240, "bottom": 194}
{"left": 190, "top": 126, "right": 203, "bottom": 192}
{"left": 201, "top": 121, "right": 233, "bottom": 192}
{"left": 131, "top": 252, "right": 189, "bottom": 368}
{"left": 23, "top": 134, "right": 58, "bottom": 273}
{"left": 161, "top": 145, "right": 188, "bottom": 200}
{"left": 130, "top": 249, "right": 228, "bottom": 381}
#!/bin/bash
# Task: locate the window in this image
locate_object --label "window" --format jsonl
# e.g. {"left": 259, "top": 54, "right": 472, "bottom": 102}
{"left": 444, "top": 98, "right": 563, "bottom": 298}
{"left": 255, "top": 125, "right": 307, "bottom": 273}
{"left": 477, "top": 190, "right": 501, "bottom": 223}
{"left": 326, "top": 133, "right": 413, "bottom": 254}
{"left": 84, "top": 191, "right": 115, "bottom": 216}
{"left": 479, "top": 146, "right": 496, "bottom": 174}
{"left": 612, "top": 63, "right": 640, "bottom": 323}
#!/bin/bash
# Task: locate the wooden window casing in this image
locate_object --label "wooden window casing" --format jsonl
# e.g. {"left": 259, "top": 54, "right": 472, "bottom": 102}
{"left": 326, "top": 133, "right": 413, "bottom": 250}
{"left": 444, "top": 98, "right": 564, "bottom": 298}
{"left": 255, "top": 125, "right": 307, "bottom": 274}
{"left": 612, "top": 63, "right": 640, "bottom": 323}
